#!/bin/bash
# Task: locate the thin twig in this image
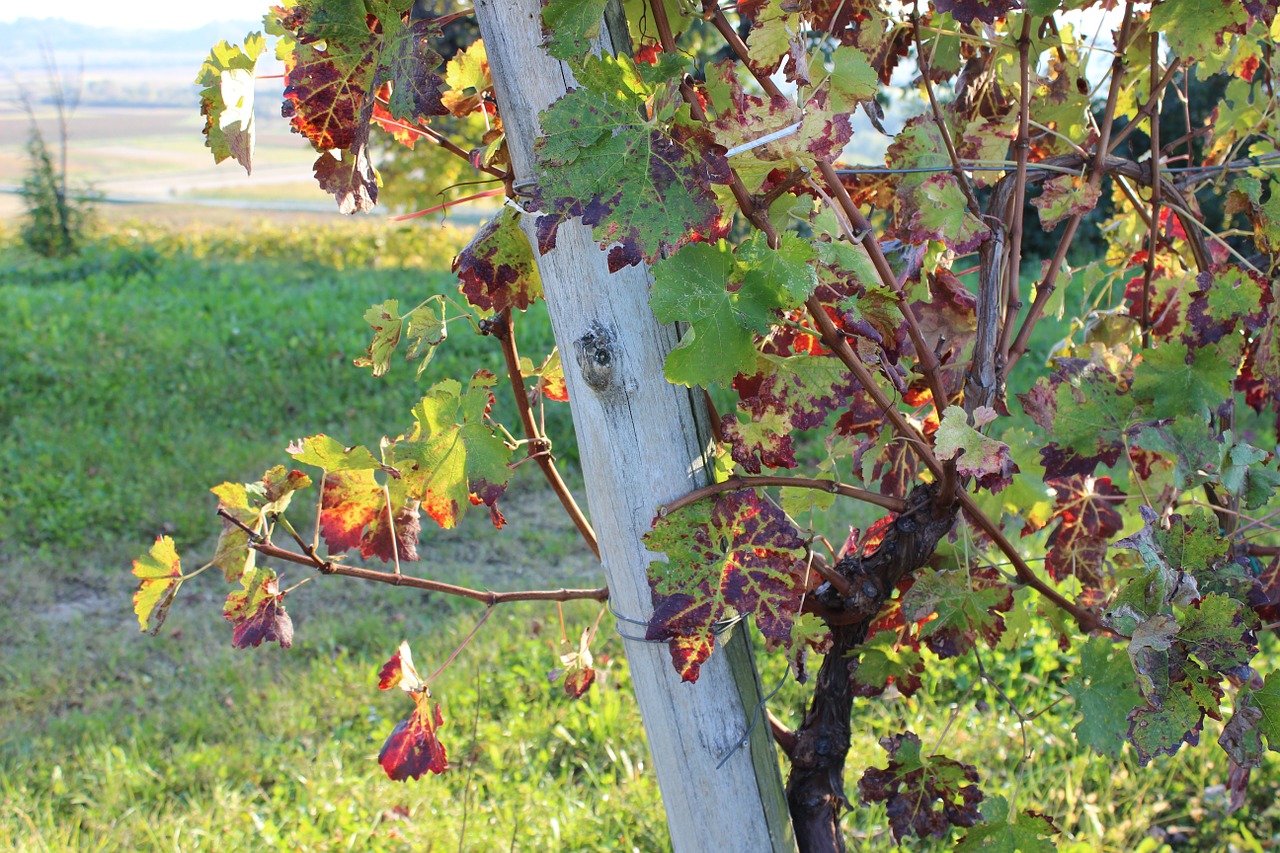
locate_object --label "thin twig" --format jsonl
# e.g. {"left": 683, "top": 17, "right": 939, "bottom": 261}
{"left": 659, "top": 475, "right": 908, "bottom": 517}
{"left": 217, "top": 508, "right": 607, "bottom": 604}
{"left": 490, "top": 309, "right": 600, "bottom": 560}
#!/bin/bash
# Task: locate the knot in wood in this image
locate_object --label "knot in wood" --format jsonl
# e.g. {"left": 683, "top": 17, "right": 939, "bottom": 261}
{"left": 574, "top": 322, "right": 618, "bottom": 393}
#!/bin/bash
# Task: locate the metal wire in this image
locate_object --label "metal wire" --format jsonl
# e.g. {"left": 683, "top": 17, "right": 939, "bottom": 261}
{"left": 716, "top": 667, "right": 790, "bottom": 770}
{"left": 609, "top": 599, "right": 749, "bottom": 643}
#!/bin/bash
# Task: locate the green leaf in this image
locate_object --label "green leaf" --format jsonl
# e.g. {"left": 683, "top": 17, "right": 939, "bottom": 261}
{"left": 650, "top": 241, "right": 759, "bottom": 387}
{"left": 1127, "top": 685, "right": 1205, "bottom": 765}
{"left": 287, "top": 434, "right": 381, "bottom": 472}
{"left": 1064, "top": 636, "right": 1142, "bottom": 758}
{"left": 195, "top": 32, "right": 265, "bottom": 174}
{"left": 1031, "top": 173, "right": 1100, "bottom": 231}
{"left": 1131, "top": 340, "right": 1240, "bottom": 420}
{"left": 955, "top": 795, "right": 1058, "bottom": 852}
{"left": 829, "top": 45, "right": 878, "bottom": 113}
{"left": 901, "top": 567, "right": 1013, "bottom": 658}
{"left": 534, "top": 53, "right": 730, "bottom": 265}
{"left": 389, "top": 371, "right": 513, "bottom": 530}
{"left": 906, "top": 174, "right": 990, "bottom": 253}
{"left": 353, "top": 299, "right": 404, "bottom": 377}
{"left": 850, "top": 630, "right": 925, "bottom": 698}
{"left": 643, "top": 490, "right": 808, "bottom": 682}
{"left": 1253, "top": 671, "right": 1280, "bottom": 751}
{"left": 131, "top": 536, "right": 183, "bottom": 635}
{"left": 540, "top": 0, "right": 610, "bottom": 61}
{"left": 1148, "top": 0, "right": 1247, "bottom": 62}
{"left": 933, "top": 406, "right": 1017, "bottom": 492}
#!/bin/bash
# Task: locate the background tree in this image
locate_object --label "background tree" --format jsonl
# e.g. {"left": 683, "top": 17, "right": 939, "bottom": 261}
{"left": 148, "top": 1, "right": 1280, "bottom": 850}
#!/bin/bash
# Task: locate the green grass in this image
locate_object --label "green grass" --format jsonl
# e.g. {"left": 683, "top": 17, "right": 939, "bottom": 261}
{"left": 2, "top": 220, "right": 1279, "bottom": 852}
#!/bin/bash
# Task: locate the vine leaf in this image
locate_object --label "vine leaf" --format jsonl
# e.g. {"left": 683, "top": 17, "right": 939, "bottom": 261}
{"left": 1131, "top": 339, "right": 1241, "bottom": 421}
{"left": 1018, "top": 356, "right": 1133, "bottom": 480}
{"left": 933, "top": 406, "right": 1017, "bottom": 492}
{"left": 643, "top": 490, "right": 809, "bottom": 683}
{"left": 850, "top": 629, "right": 925, "bottom": 698}
{"left": 287, "top": 434, "right": 381, "bottom": 472}
{"left": 377, "top": 641, "right": 449, "bottom": 780}
{"left": 1044, "top": 475, "right": 1125, "bottom": 587}
{"left": 223, "top": 565, "right": 294, "bottom": 649}
{"left": 1031, "top": 174, "right": 1101, "bottom": 231}
{"left": 1106, "top": 507, "right": 1260, "bottom": 764}
{"left": 934, "top": 0, "right": 1018, "bottom": 25}
{"left": 540, "top": 0, "right": 611, "bottom": 62}
{"left": 901, "top": 566, "right": 1014, "bottom": 658}
{"left": 651, "top": 237, "right": 814, "bottom": 388}
{"left": 272, "top": 0, "right": 448, "bottom": 212}
{"left": 351, "top": 298, "right": 447, "bottom": 377}
{"left": 954, "top": 795, "right": 1058, "bottom": 853}
{"left": 1063, "top": 635, "right": 1142, "bottom": 758}
{"left": 858, "top": 731, "right": 984, "bottom": 842}
{"left": 208, "top": 468, "right": 311, "bottom": 582}
{"left": 548, "top": 626, "right": 597, "bottom": 698}
{"left": 522, "top": 349, "right": 569, "bottom": 403}
{"left": 706, "top": 60, "right": 853, "bottom": 176}
{"left": 319, "top": 471, "right": 421, "bottom": 562}
{"left": 906, "top": 174, "right": 989, "bottom": 253}
{"left": 196, "top": 32, "right": 265, "bottom": 174}
{"left": 455, "top": 208, "right": 543, "bottom": 314}
{"left": 131, "top": 536, "right": 184, "bottom": 635}
{"left": 534, "top": 53, "right": 731, "bottom": 266}
{"left": 388, "top": 371, "right": 513, "bottom": 530}
{"left": 1148, "top": 0, "right": 1248, "bottom": 62}
{"left": 210, "top": 481, "right": 261, "bottom": 582}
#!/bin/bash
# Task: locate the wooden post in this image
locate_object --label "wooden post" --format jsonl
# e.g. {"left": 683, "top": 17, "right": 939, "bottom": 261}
{"left": 472, "top": 1, "right": 795, "bottom": 850}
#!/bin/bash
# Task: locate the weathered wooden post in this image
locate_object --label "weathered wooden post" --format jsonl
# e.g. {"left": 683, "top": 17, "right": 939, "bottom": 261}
{"left": 471, "top": 1, "right": 795, "bottom": 849}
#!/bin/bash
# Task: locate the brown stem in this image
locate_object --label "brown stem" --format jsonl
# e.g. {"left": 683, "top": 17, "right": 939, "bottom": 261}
{"left": 910, "top": 7, "right": 981, "bottom": 216}
{"left": 997, "top": 15, "right": 1034, "bottom": 359}
{"left": 1107, "top": 60, "right": 1182, "bottom": 155}
{"left": 805, "top": 294, "right": 944, "bottom": 480}
{"left": 707, "top": 0, "right": 953, "bottom": 427}
{"left": 1139, "top": 34, "right": 1162, "bottom": 347}
{"left": 954, "top": 491, "right": 1101, "bottom": 632}
{"left": 1002, "top": 2, "right": 1136, "bottom": 370}
{"left": 659, "top": 475, "right": 908, "bottom": 517}
{"left": 814, "top": 161, "right": 954, "bottom": 420}
{"left": 218, "top": 509, "right": 607, "bottom": 604}
{"left": 257, "top": 539, "right": 608, "bottom": 604}
{"left": 373, "top": 96, "right": 508, "bottom": 180}
{"left": 788, "top": 483, "right": 959, "bottom": 853}
{"left": 1002, "top": 153, "right": 1211, "bottom": 374}
{"left": 490, "top": 309, "right": 601, "bottom": 560}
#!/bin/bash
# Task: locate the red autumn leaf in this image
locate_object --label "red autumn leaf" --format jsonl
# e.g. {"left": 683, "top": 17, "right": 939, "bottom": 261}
{"left": 379, "top": 640, "right": 426, "bottom": 692}
{"left": 223, "top": 567, "right": 294, "bottom": 649}
{"left": 859, "top": 731, "right": 984, "bottom": 841}
{"left": 644, "top": 490, "right": 809, "bottom": 682}
{"left": 1044, "top": 476, "right": 1126, "bottom": 587}
{"left": 549, "top": 626, "right": 598, "bottom": 699}
{"left": 455, "top": 207, "right": 544, "bottom": 314}
{"left": 377, "top": 641, "right": 448, "bottom": 780}
{"left": 380, "top": 699, "right": 449, "bottom": 781}
{"left": 319, "top": 471, "right": 421, "bottom": 563}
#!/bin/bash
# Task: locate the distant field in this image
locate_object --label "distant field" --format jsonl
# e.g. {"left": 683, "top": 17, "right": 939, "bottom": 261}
{"left": 0, "top": 76, "right": 333, "bottom": 219}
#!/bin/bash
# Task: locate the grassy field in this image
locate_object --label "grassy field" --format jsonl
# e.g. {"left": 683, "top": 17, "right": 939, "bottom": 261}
{"left": 2, "top": 218, "right": 1280, "bottom": 852}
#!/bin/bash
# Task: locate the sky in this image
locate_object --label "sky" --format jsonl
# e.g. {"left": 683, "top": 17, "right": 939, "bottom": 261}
{"left": 0, "top": 0, "right": 267, "bottom": 30}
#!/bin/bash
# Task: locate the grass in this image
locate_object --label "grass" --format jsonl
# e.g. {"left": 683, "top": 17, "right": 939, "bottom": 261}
{"left": 2, "top": 219, "right": 1279, "bottom": 852}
